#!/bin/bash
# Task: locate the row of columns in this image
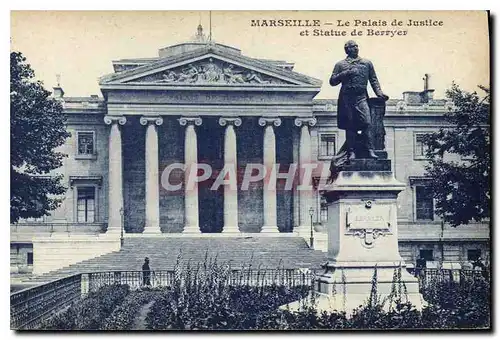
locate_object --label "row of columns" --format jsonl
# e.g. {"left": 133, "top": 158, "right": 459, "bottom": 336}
{"left": 103, "top": 115, "right": 316, "bottom": 234}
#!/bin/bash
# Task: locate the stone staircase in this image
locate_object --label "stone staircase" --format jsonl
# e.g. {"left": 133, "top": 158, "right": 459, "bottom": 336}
{"left": 25, "top": 236, "right": 327, "bottom": 283}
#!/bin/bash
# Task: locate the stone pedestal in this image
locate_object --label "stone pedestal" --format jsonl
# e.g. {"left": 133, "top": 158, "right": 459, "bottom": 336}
{"left": 285, "top": 159, "right": 425, "bottom": 315}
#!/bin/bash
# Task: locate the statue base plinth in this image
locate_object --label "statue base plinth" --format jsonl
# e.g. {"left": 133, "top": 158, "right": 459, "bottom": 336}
{"left": 284, "top": 263, "right": 424, "bottom": 316}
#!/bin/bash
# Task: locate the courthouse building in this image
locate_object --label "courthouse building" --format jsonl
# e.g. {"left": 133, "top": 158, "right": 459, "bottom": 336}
{"left": 11, "top": 28, "right": 490, "bottom": 274}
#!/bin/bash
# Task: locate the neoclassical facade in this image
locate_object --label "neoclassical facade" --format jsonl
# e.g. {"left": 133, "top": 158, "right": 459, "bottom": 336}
{"left": 11, "top": 34, "right": 489, "bottom": 274}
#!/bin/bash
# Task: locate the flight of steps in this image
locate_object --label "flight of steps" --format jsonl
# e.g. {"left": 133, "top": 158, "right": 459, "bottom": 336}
{"left": 24, "top": 237, "right": 327, "bottom": 284}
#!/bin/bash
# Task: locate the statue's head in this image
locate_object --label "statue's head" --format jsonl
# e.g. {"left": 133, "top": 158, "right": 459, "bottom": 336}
{"left": 344, "top": 40, "right": 359, "bottom": 58}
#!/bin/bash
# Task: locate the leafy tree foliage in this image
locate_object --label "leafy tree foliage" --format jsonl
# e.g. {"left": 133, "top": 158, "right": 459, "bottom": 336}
{"left": 422, "top": 84, "right": 490, "bottom": 226}
{"left": 11, "top": 51, "right": 71, "bottom": 223}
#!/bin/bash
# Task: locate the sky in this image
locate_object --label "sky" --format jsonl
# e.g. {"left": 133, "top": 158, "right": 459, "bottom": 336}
{"left": 10, "top": 10, "right": 490, "bottom": 100}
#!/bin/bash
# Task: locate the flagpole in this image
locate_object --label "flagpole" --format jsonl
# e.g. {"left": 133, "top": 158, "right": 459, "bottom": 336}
{"left": 209, "top": 11, "right": 212, "bottom": 42}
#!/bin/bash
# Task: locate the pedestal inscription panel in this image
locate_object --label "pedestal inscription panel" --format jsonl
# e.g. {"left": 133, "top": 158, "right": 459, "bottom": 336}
{"left": 345, "top": 201, "right": 393, "bottom": 248}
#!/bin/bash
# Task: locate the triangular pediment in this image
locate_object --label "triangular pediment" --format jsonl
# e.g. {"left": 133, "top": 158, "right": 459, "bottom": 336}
{"left": 125, "top": 57, "right": 297, "bottom": 85}
{"left": 99, "top": 46, "right": 322, "bottom": 87}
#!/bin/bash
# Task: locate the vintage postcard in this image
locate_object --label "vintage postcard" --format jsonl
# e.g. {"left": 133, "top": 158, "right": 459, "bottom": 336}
{"left": 10, "top": 10, "right": 490, "bottom": 330}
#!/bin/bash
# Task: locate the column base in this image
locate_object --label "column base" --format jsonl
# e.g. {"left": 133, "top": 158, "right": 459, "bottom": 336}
{"left": 142, "top": 228, "right": 162, "bottom": 234}
{"left": 182, "top": 225, "right": 201, "bottom": 234}
{"left": 222, "top": 226, "right": 240, "bottom": 234}
{"left": 260, "top": 225, "right": 280, "bottom": 233}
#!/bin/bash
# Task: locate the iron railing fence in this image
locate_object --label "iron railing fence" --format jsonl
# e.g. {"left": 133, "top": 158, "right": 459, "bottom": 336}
{"left": 85, "top": 268, "right": 316, "bottom": 293}
{"left": 418, "top": 268, "right": 489, "bottom": 288}
{"left": 11, "top": 268, "right": 489, "bottom": 330}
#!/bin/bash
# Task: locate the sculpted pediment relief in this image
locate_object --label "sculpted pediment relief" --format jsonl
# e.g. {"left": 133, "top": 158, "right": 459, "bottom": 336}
{"left": 126, "top": 58, "right": 293, "bottom": 85}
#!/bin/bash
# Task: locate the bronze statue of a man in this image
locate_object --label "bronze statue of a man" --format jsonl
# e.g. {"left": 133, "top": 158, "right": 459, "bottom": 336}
{"left": 330, "top": 40, "right": 389, "bottom": 159}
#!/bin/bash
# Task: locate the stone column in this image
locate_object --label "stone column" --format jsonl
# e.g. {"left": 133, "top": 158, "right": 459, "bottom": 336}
{"left": 219, "top": 117, "right": 242, "bottom": 233}
{"left": 140, "top": 116, "right": 163, "bottom": 234}
{"left": 294, "top": 117, "right": 317, "bottom": 233}
{"left": 104, "top": 115, "right": 127, "bottom": 234}
{"left": 179, "top": 117, "right": 203, "bottom": 233}
{"left": 258, "top": 117, "right": 282, "bottom": 233}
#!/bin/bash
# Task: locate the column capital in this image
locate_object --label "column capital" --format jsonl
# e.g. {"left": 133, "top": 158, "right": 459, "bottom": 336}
{"left": 258, "top": 117, "right": 282, "bottom": 127}
{"left": 219, "top": 117, "right": 242, "bottom": 127}
{"left": 140, "top": 116, "right": 164, "bottom": 126}
{"left": 179, "top": 117, "right": 202, "bottom": 126}
{"left": 104, "top": 115, "right": 127, "bottom": 125}
{"left": 294, "top": 117, "right": 317, "bottom": 127}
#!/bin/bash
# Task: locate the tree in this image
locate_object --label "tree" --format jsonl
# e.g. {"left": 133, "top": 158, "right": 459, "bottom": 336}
{"left": 10, "top": 51, "right": 71, "bottom": 223}
{"left": 422, "top": 83, "right": 490, "bottom": 226}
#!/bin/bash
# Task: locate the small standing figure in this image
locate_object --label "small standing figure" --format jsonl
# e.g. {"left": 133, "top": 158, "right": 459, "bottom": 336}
{"left": 142, "top": 257, "right": 151, "bottom": 287}
{"left": 415, "top": 256, "right": 426, "bottom": 277}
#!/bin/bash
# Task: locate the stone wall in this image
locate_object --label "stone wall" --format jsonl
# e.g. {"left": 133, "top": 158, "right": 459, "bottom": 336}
{"left": 47, "top": 122, "right": 109, "bottom": 224}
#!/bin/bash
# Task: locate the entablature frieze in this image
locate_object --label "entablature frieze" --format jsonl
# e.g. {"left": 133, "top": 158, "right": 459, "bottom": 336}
{"left": 105, "top": 104, "right": 313, "bottom": 117}
{"left": 103, "top": 89, "right": 317, "bottom": 106}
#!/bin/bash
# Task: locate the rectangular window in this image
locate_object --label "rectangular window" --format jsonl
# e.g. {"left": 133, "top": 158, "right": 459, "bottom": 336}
{"left": 467, "top": 249, "right": 481, "bottom": 261}
{"left": 27, "top": 252, "right": 33, "bottom": 266}
{"left": 77, "top": 132, "right": 95, "bottom": 155}
{"left": 414, "top": 133, "right": 427, "bottom": 159}
{"left": 319, "top": 134, "right": 336, "bottom": 158}
{"left": 320, "top": 204, "right": 328, "bottom": 223}
{"left": 419, "top": 249, "right": 434, "bottom": 261}
{"left": 415, "top": 185, "right": 434, "bottom": 220}
{"left": 77, "top": 187, "right": 95, "bottom": 223}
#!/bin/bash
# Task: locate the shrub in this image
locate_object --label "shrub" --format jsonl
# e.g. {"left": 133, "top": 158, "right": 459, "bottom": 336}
{"left": 101, "top": 290, "right": 157, "bottom": 330}
{"left": 145, "top": 254, "right": 309, "bottom": 330}
{"left": 39, "top": 284, "right": 130, "bottom": 330}
{"left": 419, "top": 274, "right": 490, "bottom": 329}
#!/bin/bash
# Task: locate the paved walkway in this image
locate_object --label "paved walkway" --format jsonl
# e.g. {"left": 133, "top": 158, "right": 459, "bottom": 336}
{"left": 131, "top": 300, "right": 155, "bottom": 330}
